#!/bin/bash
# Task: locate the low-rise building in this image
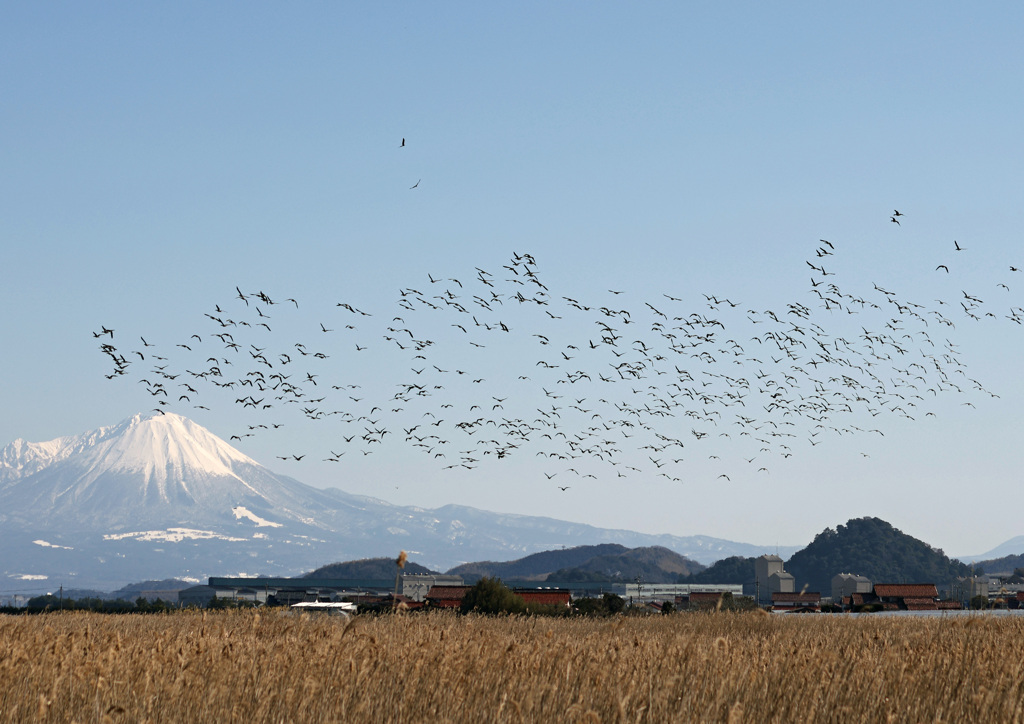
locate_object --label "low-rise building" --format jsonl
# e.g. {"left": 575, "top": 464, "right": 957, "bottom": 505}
{"left": 872, "top": 583, "right": 939, "bottom": 611}
{"left": 424, "top": 585, "right": 571, "bottom": 609}
{"left": 178, "top": 585, "right": 217, "bottom": 607}
{"left": 205, "top": 577, "right": 397, "bottom": 606}
{"left": 771, "top": 591, "right": 821, "bottom": 612}
{"left": 424, "top": 585, "right": 471, "bottom": 609}
{"left": 402, "top": 574, "right": 465, "bottom": 602}
{"left": 622, "top": 583, "right": 743, "bottom": 602}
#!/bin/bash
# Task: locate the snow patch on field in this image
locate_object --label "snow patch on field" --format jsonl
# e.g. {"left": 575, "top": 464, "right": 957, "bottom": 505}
{"left": 232, "top": 506, "right": 283, "bottom": 528}
{"left": 33, "top": 539, "right": 73, "bottom": 550}
{"left": 103, "top": 528, "right": 248, "bottom": 543}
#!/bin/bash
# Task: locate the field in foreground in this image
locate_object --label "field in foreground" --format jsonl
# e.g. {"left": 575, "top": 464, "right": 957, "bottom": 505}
{"left": 3, "top": 610, "right": 1024, "bottom": 723}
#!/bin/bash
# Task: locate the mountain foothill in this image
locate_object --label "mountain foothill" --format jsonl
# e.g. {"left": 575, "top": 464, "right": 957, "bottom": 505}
{"left": 0, "top": 413, "right": 792, "bottom": 591}
{"left": 0, "top": 413, "right": 1014, "bottom": 593}
{"left": 305, "top": 518, "right": 991, "bottom": 592}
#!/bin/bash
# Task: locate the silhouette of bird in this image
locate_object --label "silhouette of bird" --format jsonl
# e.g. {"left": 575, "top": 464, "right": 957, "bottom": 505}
{"left": 98, "top": 234, "right": 1007, "bottom": 489}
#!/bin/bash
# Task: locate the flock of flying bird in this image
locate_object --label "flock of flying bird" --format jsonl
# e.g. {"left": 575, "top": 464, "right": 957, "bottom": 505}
{"left": 96, "top": 213, "right": 1021, "bottom": 490}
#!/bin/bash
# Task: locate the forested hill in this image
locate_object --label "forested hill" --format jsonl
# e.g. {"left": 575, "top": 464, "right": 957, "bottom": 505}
{"left": 304, "top": 558, "right": 435, "bottom": 579}
{"left": 446, "top": 544, "right": 632, "bottom": 581}
{"left": 544, "top": 546, "right": 706, "bottom": 583}
{"left": 785, "top": 517, "right": 974, "bottom": 594}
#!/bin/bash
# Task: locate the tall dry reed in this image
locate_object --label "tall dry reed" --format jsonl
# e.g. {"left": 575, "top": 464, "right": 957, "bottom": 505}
{"left": 2, "top": 610, "right": 1023, "bottom": 723}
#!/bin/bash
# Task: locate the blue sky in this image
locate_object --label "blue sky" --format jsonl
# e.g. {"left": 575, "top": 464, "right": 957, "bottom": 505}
{"left": 3, "top": 3, "right": 1024, "bottom": 558}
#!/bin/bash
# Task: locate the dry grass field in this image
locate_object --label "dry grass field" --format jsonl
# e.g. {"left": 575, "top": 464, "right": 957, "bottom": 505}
{"left": 3, "top": 609, "right": 1024, "bottom": 723}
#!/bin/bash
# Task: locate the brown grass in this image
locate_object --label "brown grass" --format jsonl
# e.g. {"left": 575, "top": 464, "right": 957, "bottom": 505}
{"left": 2, "top": 610, "right": 1024, "bottom": 723}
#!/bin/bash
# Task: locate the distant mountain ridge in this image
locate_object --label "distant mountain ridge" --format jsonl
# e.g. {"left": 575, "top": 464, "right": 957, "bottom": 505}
{"left": 959, "top": 535, "right": 1024, "bottom": 565}
{"left": 0, "top": 413, "right": 793, "bottom": 589}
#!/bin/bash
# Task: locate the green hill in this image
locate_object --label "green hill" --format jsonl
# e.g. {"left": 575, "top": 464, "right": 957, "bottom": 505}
{"left": 446, "top": 544, "right": 631, "bottom": 581}
{"left": 304, "top": 557, "right": 435, "bottom": 579}
{"left": 785, "top": 517, "right": 973, "bottom": 594}
{"left": 681, "top": 556, "right": 756, "bottom": 585}
{"left": 546, "top": 546, "right": 705, "bottom": 583}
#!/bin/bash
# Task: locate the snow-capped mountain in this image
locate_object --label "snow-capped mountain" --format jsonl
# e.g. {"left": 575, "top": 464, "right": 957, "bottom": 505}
{"left": 0, "top": 413, "right": 796, "bottom": 590}
{"left": 0, "top": 413, "right": 344, "bottom": 532}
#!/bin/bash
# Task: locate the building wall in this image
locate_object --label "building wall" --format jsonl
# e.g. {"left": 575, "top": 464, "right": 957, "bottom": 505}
{"left": 402, "top": 574, "right": 464, "bottom": 602}
{"left": 831, "top": 574, "right": 872, "bottom": 602}
{"left": 622, "top": 583, "right": 743, "bottom": 600}
{"left": 768, "top": 572, "right": 795, "bottom": 595}
{"left": 178, "top": 586, "right": 216, "bottom": 607}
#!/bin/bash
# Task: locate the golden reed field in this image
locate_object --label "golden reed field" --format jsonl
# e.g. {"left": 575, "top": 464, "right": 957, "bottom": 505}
{"left": 3, "top": 610, "right": 1024, "bottom": 723}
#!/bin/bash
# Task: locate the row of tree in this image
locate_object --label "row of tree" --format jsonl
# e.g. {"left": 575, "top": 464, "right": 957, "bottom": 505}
{"left": 0, "top": 595, "right": 180, "bottom": 615}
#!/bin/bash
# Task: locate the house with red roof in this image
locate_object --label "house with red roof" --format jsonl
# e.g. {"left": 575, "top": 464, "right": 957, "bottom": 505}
{"left": 771, "top": 591, "right": 821, "bottom": 612}
{"left": 873, "top": 584, "right": 939, "bottom": 611}
{"left": 424, "top": 585, "right": 471, "bottom": 609}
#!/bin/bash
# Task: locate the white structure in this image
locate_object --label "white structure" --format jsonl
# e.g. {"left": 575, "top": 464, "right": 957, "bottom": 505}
{"left": 291, "top": 601, "right": 356, "bottom": 617}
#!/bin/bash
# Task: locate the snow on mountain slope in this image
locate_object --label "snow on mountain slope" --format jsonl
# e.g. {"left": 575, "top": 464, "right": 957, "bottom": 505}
{"left": 0, "top": 412, "right": 340, "bottom": 531}
{"left": 1, "top": 413, "right": 257, "bottom": 485}
{"left": 0, "top": 413, "right": 795, "bottom": 588}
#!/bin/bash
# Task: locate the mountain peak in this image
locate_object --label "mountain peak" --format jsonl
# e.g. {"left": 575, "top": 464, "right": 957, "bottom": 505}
{"left": 1, "top": 414, "right": 795, "bottom": 589}
{"left": 1, "top": 412, "right": 259, "bottom": 486}
{"left": 0, "top": 412, "right": 279, "bottom": 529}
{"left": 96, "top": 412, "right": 258, "bottom": 481}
